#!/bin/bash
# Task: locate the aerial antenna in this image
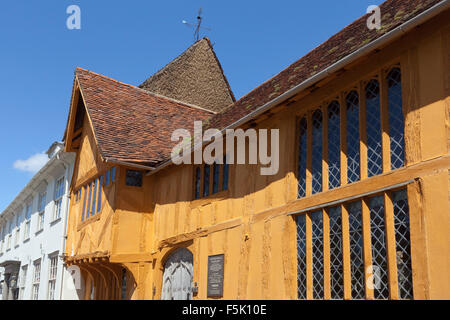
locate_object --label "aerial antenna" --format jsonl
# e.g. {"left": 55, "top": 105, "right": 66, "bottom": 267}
{"left": 182, "top": 8, "right": 211, "bottom": 42}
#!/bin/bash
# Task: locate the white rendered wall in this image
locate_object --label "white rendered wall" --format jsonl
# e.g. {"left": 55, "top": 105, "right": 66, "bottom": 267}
{"left": 0, "top": 151, "right": 78, "bottom": 300}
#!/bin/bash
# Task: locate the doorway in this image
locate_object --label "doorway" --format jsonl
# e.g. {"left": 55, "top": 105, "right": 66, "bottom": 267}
{"left": 161, "top": 248, "right": 193, "bottom": 300}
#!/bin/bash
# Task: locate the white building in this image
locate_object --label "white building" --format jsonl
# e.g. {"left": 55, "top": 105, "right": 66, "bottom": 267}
{"left": 0, "top": 142, "right": 78, "bottom": 300}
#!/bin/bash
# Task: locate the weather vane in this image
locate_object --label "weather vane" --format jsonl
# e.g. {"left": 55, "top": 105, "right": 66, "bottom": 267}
{"left": 182, "top": 8, "right": 211, "bottom": 42}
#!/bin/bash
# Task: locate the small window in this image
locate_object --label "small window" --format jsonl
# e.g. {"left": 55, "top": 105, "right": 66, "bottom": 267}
{"left": 97, "top": 176, "right": 103, "bottom": 213}
{"left": 194, "top": 167, "right": 201, "bottom": 200}
{"left": 203, "top": 165, "right": 210, "bottom": 197}
{"left": 105, "top": 170, "right": 111, "bottom": 186}
{"left": 212, "top": 162, "right": 220, "bottom": 194}
{"left": 222, "top": 155, "right": 229, "bottom": 192}
{"left": 75, "top": 189, "right": 82, "bottom": 202}
{"left": 111, "top": 167, "right": 116, "bottom": 183}
{"left": 126, "top": 170, "right": 143, "bottom": 187}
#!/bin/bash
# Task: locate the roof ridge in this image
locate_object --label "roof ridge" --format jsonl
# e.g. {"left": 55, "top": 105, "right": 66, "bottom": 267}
{"left": 75, "top": 67, "right": 215, "bottom": 114}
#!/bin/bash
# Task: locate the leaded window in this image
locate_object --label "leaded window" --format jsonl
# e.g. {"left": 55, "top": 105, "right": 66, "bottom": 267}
{"left": 329, "top": 206, "right": 344, "bottom": 299}
{"left": 347, "top": 201, "right": 365, "bottom": 299}
{"left": 311, "top": 211, "right": 324, "bottom": 299}
{"left": 296, "top": 215, "right": 307, "bottom": 300}
{"left": 97, "top": 176, "right": 103, "bottom": 213}
{"left": 346, "top": 91, "right": 360, "bottom": 183}
{"left": 392, "top": 189, "right": 413, "bottom": 299}
{"left": 203, "top": 165, "right": 210, "bottom": 197}
{"left": 365, "top": 80, "right": 382, "bottom": 177}
{"left": 369, "top": 196, "right": 389, "bottom": 299}
{"left": 312, "top": 110, "right": 323, "bottom": 194}
{"left": 328, "top": 101, "right": 341, "bottom": 190}
{"left": 91, "top": 180, "right": 97, "bottom": 216}
{"left": 81, "top": 185, "right": 87, "bottom": 221}
{"left": 387, "top": 68, "right": 405, "bottom": 170}
{"left": 296, "top": 189, "right": 413, "bottom": 300}
{"left": 297, "top": 118, "right": 307, "bottom": 198}
{"left": 223, "top": 155, "right": 229, "bottom": 191}
{"left": 212, "top": 162, "right": 220, "bottom": 194}
{"left": 195, "top": 167, "right": 201, "bottom": 200}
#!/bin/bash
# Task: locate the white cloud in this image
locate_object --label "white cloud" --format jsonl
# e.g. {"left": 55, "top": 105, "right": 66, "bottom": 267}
{"left": 13, "top": 152, "right": 49, "bottom": 173}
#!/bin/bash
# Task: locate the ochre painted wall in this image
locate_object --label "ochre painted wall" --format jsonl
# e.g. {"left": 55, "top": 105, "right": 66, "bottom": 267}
{"left": 64, "top": 11, "right": 450, "bottom": 300}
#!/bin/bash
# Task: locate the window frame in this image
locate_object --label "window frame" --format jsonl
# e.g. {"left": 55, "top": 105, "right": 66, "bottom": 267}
{"left": 37, "top": 192, "right": 46, "bottom": 232}
{"left": 294, "top": 64, "right": 405, "bottom": 199}
{"left": 53, "top": 176, "right": 65, "bottom": 222}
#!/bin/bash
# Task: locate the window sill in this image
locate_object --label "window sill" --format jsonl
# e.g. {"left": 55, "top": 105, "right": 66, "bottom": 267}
{"left": 35, "top": 229, "right": 44, "bottom": 236}
{"left": 23, "top": 238, "right": 30, "bottom": 243}
{"left": 50, "top": 217, "right": 61, "bottom": 226}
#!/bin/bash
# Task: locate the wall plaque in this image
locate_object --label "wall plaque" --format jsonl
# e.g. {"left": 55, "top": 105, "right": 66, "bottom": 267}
{"left": 207, "top": 254, "right": 224, "bottom": 297}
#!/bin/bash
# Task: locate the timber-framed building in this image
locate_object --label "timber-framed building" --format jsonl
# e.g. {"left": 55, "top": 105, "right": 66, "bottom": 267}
{"left": 63, "top": 0, "right": 450, "bottom": 300}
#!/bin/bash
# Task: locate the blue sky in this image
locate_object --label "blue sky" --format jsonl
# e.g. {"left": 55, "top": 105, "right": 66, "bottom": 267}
{"left": 0, "top": 0, "right": 384, "bottom": 211}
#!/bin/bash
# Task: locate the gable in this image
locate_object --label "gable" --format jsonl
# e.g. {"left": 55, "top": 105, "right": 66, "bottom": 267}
{"left": 139, "top": 38, "right": 235, "bottom": 113}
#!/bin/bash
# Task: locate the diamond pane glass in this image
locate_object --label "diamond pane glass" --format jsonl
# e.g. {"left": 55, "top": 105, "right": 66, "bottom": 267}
{"left": 195, "top": 167, "right": 201, "bottom": 199}
{"left": 365, "top": 80, "right": 382, "bottom": 177}
{"left": 311, "top": 211, "right": 324, "bottom": 299}
{"left": 222, "top": 155, "right": 229, "bottom": 191}
{"left": 203, "top": 165, "right": 210, "bottom": 197}
{"left": 312, "top": 110, "right": 323, "bottom": 194}
{"left": 328, "top": 101, "right": 341, "bottom": 190}
{"left": 213, "top": 162, "right": 220, "bottom": 194}
{"left": 348, "top": 201, "right": 365, "bottom": 299}
{"left": 393, "top": 189, "right": 413, "bottom": 299}
{"left": 329, "top": 206, "right": 344, "bottom": 299}
{"left": 297, "top": 118, "right": 307, "bottom": 198}
{"left": 387, "top": 68, "right": 405, "bottom": 170}
{"left": 369, "top": 196, "right": 389, "bottom": 299}
{"left": 296, "top": 214, "right": 307, "bottom": 300}
{"left": 346, "top": 91, "right": 360, "bottom": 183}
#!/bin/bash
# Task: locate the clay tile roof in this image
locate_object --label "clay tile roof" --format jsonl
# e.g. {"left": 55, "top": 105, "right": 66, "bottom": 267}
{"left": 207, "top": 0, "right": 444, "bottom": 131}
{"left": 75, "top": 67, "right": 213, "bottom": 165}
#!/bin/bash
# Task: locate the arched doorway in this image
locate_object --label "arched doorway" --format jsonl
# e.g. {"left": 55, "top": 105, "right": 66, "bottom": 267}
{"left": 161, "top": 248, "right": 193, "bottom": 300}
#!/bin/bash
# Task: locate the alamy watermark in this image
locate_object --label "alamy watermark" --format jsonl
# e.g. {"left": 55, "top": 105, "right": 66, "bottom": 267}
{"left": 367, "top": 5, "right": 381, "bottom": 30}
{"left": 171, "top": 121, "right": 280, "bottom": 176}
{"left": 66, "top": 5, "right": 81, "bottom": 30}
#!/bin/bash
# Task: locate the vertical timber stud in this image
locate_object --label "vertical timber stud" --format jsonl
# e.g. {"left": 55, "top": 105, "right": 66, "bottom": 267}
{"left": 306, "top": 111, "right": 313, "bottom": 197}
{"left": 380, "top": 70, "right": 391, "bottom": 173}
{"left": 359, "top": 81, "right": 368, "bottom": 180}
{"left": 306, "top": 213, "right": 313, "bottom": 299}
{"left": 323, "top": 208, "right": 331, "bottom": 299}
{"left": 407, "top": 180, "right": 429, "bottom": 299}
{"left": 361, "top": 198, "right": 374, "bottom": 299}
{"left": 341, "top": 204, "right": 352, "bottom": 300}
{"left": 384, "top": 192, "right": 399, "bottom": 300}
{"left": 340, "top": 92, "right": 348, "bottom": 187}
{"left": 322, "top": 103, "right": 329, "bottom": 193}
